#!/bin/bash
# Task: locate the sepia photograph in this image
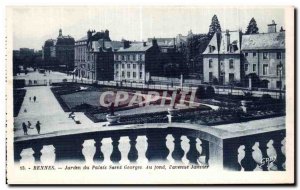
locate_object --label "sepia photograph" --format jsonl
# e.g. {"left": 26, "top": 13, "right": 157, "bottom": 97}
{"left": 5, "top": 5, "right": 295, "bottom": 185}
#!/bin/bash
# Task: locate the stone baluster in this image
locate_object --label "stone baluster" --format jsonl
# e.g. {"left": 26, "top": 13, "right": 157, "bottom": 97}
{"left": 110, "top": 136, "right": 121, "bottom": 164}
{"left": 258, "top": 139, "right": 270, "bottom": 171}
{"left": 223, "top": 140, "right": 242, "bottom": 171}
{"left": 186, "top": 136, "right": 200, "bottom": 164}
{"left": 273, "top": 133, "right": 286, "bottom": 171}
{"left": 145, "top": 130, "right": 169, "bottom": 161}
{"left": 32, "top": 144, "right": 43, "bottom": 163}
{"left": 93, "top": 138, "right": 104, "bottom": 163}
{"left": 128, "top": 134, "right": 138, "bottom": 163}
{"left": 171, "top": 133, "right": 184, "bottom": 163}
{"left": 54, "top": 138, "right": 85, "bottom": 162}
{"left": 14, "top": 143, "right": 23, "bottom": 163}
{"left": 240, "top": 141, "right": 257, "bottom": 171}
{"left": 200, "top": 139, "right": 209, "bottom": 165}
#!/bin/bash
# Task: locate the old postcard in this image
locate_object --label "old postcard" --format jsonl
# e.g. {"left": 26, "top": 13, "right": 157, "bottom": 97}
{"left": 6, "top": 6, "right": 294, "bottom": 184}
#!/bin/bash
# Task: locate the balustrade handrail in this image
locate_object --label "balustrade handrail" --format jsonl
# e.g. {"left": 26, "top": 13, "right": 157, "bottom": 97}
{"left": 14, "top": 122, "right": 285, "bottom": 146}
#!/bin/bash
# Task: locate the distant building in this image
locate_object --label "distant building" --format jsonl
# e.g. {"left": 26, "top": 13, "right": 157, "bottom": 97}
{"left": 75, "top": 29, "right": 122, "bottom": 80}
{"left": 242, "top": 21, "right": 285, "bottom": 89}
{"left": 147, "top": 37, "right": 186, "bottom": 77}
{"left": 203, "top": 30, "right": 243, "bottom": 85}
{"left": 42, "top": 29, "right": 75, "bottom": 70}
{"left": 114, "top": 39, "right": 160, "bottom": 83}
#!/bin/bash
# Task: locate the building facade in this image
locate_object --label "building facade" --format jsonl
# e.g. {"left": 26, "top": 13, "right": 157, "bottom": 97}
{"left": 241, "top": 22, "right": 285, "bottom": 89}
{"left": 42, "top": 29, "right": 75, "bottom": 70}
{"left": 114, "top": 39, "right": 160, "bottom": 83}
{"left": 203, "top": 30, "right": 243, "bottom": 85}
{"left": 75, "top": 29, "right": 122, "bottom": 80}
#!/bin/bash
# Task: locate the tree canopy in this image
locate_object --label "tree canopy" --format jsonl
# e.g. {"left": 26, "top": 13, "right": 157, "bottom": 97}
{"left": 245, "top": 18, "right": 259, "bottom": 34}
{"left": 208, "top": 15, "right": 222, "bottom": 38}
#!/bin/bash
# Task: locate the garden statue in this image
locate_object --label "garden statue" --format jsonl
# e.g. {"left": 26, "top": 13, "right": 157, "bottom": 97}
{"left": 109, "top": 102, "right": 115, "bottom": 116}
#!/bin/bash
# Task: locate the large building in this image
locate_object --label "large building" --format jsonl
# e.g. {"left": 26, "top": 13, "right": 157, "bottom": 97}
{"left": 113, "top": 39, "right": 160, "bottom": 83}
{"left": 203, "top": 30, "right": 243, "bottom": 85}
{"left": 75, "top": 29, "right": 123, "bottom": 80}
{"left": 241, "top": 22, "right": 285, "bottom": 89}
{"left": 42, "top": 29, "right": 75, "bottom": 70}
{"left": 202, "top": 21, "right": 285, "bottom": 90}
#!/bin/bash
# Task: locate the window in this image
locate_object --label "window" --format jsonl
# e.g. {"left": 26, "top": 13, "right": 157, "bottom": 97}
{"left": 263, "top": 52, "right": 269, "bottom": 59}
{"left": 122, "top": 71, "right": 125, "bottom": 77}
{"left": 263, "top": 64, "right": 269, "bottom": 75}
{"left": 133, "top": 64, "right": 136, "bottom": 69}
{"left": 133, "top": 54, "right": 136, "bottom": 61}
{"left": 121, "top": 55, "right": 125, "bottom": 61}
{"left": 114, "top": 54, "right": 118, "bottom": 61}
{"left": 127, "top": 64, "right": 130, "bottom": 69}
{"left": 245, "top": 64, "right": 248, "bottom": 71}
{"left": 253, "top": 64, "right": 257, "bottom": 72}
{"left": 229, "top": 59, "right": 234, "bottom": 69}
{"left": 139, "top": 54, "right": 142, "bottom": 61}
{"left": 253, "top": 52, "right": 257, "bottom": 57}
{"left": 229, "top": 73, "right": 235, "bottom": 83}
{"left": 245, "top": 52, "right": 248, "bottom": 57}
{"left": 127, "top": 72, "right": 130, "bottom": 78}
{"left": 139, "top": 64, "right": 143, "bottom": 70}
{"left": 115, "top": 64, "right": 119, "bottom": 69}
{"left": 209, "top": 72, "right": 213, "bottom": 82}
{"left": 140, "top": 72, "right": 143, "bottom": 78}
{"left": 116, "top": 71, "right": 119, "bottom": 77}
{"left": 276, "top": 81, "right": 282, "bottom": 89}
{"left": 277, "top": 52, "right": 282, "bottom": 59}
{"left": 209, "top": 45, "right": 215, "bottom": 53}
{"left": 277, "top": 64, "right": 283, "bottom": 76}
{"left": 127, "top": 55, "right": 130, "bottom": 61}
{"left": 209, "top": 59, "right": 213, "bottom": 68}
{"left": 122, "top": 64, "right": 125, "bottom": 69}
{"left": 133, "top": 72, "right": 136, "bottom": 78}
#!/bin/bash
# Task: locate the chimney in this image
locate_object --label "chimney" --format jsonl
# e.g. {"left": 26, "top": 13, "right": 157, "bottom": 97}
{"left": 225, "top": 30, "right": 230, "bottom": 51}
{"left": 143, "top": 41, "right": 147, "bottom": 47}
{"left": 123, "top": 40, "right": 130, "bottom": 49}
{"left": 105, "top": 29, "right": 109, "bottom": 38}
{"left": 151, "top": 38, "right": 157, "bottom": 46}
{"left": 268, "top": 20, "right": 277, "bottom": 33}
{"left": 87, "top": 30, "right": 93, "bottom": 40}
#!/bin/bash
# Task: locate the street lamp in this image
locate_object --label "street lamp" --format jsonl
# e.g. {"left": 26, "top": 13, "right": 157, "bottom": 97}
{"left": 278, "top": 61, "right": 283, "bottom": 100}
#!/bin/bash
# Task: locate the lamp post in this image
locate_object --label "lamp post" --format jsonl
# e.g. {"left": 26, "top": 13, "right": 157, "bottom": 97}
{"left": 278, "top": 61, "right": 283, "bottom": 100}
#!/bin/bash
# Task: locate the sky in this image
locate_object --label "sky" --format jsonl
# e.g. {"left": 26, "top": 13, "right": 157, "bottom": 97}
{"left": 8, "top": 6, "right": 286, "bottom": 50}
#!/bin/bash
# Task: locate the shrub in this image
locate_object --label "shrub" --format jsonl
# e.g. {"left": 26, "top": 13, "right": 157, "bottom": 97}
{"left": 195, "top": 86, "right": 206, "bottom": 99}
{"left": 206, "top": 86, "right": 215, "bottom": 97}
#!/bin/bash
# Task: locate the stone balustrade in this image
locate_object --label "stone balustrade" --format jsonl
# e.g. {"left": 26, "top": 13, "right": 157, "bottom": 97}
{"left": 14, "top": 122, "right": 285, "bottom": 171}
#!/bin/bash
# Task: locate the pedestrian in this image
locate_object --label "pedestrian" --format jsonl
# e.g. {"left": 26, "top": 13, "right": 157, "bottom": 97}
{"left": 35, "top": 121, "right": 41, "bottom": 134}
{"left": 27, "top": 121, "right": 32, "bottom": 129}
{"left": 29, "top": 97, "right": 31, "bottom": 102}
{"left": 33, "top": 96, "right": 36, "bottom": 102}
{"left": 22, "top": 122, "right": 28, "bottom": 135}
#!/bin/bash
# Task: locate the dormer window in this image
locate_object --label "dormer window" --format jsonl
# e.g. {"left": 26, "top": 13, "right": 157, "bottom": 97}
{"left": 209, "top": 45, "right": 215, "bottom": 53}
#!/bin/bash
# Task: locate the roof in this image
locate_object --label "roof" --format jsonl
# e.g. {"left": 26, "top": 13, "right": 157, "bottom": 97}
{"left": 77, "top": 36, "right": 88, "bottom": 41}
{"left": 90, "top": 40, "right": 123, "bottom": 52}
{"left": 203, "top": 30, "right": 241, "bottom": 55}
{"left": 241, "top": 32, "right": 285, "bottom": 50}
{"left": 117, "top": 43, "right": 153, "bottom": 52}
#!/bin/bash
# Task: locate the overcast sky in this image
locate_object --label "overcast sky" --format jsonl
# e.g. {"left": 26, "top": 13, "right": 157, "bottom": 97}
{"left": 9, "top": 6, "right": 285, "bottom": 50}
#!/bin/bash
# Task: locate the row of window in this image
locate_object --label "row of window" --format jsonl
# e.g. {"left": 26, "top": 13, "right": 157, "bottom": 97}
{"left": 114, "top": 54, "right": 145, "bottom": 61}
{"left": 244, "top": 52, "right": 282, "bottom": 60}
{"left": 245, "top": 63, "right": 283, "bottom": 76}
{"left": 116, "top": 63, "right": 143, "bottom": 70}
{"left": 209, "top": 59, "right": 235, "bottom": 69}
{"left": 116, "top": 71, "right": 143, "bottom": 79}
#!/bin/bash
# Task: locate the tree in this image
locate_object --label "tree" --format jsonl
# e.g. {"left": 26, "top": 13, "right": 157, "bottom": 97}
{"left": 208, "top": 15, "right": 222, "bottom": 38}
{"left": 245, "top": 18, "right": 259, "bottom": 34}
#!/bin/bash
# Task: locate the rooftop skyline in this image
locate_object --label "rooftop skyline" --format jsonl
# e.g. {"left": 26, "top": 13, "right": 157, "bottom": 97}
{"left": 8, "top": 6, "right": 286, "bottom": 50}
